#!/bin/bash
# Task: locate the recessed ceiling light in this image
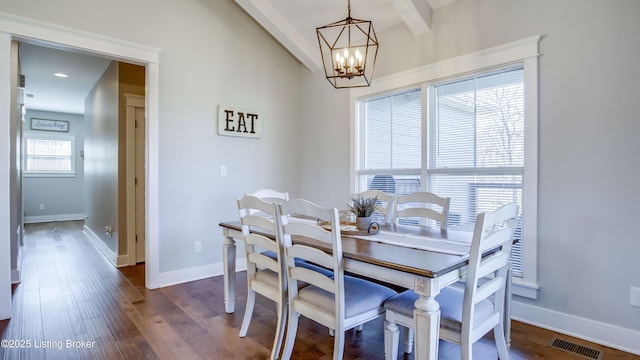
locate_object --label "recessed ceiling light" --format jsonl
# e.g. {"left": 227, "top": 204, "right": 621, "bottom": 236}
{"left": 54, "top": 72, "right": 68, "bottom": 78}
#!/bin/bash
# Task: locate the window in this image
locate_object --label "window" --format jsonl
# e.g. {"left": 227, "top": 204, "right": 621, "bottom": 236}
{"left": 24, "top": 133, "right": 76, "bottom": 177}
{"left": 356, "top": 88, "right": 422, "bottom": 195}
{"left": 428, "top": 69, "right": 525, "bottom": 276}
{"left": 352, "top": 36, "right": 540, "bottom": 298}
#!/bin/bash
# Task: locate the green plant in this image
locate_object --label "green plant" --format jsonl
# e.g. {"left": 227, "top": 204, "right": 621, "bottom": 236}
{"left": 348, "top": 195, "right": 378, "bottom": 217}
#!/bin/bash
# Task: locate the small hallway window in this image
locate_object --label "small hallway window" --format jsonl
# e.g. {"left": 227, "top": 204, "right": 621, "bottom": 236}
{"left": 24, "top": 133, "right": 76, "bottom": 177}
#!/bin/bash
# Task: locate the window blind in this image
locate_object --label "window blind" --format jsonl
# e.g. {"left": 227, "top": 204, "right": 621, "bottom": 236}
{"left": 358, "top": 88, "right": 422, "bottom": 194}
{"left": 428, "top": 68, "right": 525, "bottom": 276}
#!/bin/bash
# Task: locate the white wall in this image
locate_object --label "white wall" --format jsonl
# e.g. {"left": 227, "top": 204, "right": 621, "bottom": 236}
{"left": 299, "top": 0, "right": 640, "bottom": 353}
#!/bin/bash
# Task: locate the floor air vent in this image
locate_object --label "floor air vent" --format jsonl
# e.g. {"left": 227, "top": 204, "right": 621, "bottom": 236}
{"left": 549, "top": 337, "right": 603, "bottom": 360}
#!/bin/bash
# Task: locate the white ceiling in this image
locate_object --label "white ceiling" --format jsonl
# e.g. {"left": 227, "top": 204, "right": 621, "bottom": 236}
{"left": 19, "top": 42, "right": 112, "bottom": 115}
{"left": 233, "top": 0, "right": 456, "bottom": 71}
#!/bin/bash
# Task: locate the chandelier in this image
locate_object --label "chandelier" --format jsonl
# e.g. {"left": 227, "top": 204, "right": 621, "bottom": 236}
{"left": 316, "top": 0, "right": 379, "bottom": 89}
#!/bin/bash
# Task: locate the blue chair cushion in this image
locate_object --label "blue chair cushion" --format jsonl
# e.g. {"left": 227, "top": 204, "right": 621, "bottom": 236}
{"left": 298, "top": 275, "right": 396, "bottom": 318}
{"left": 384, "top": 287, "right": 494, "bottom": 332}
{"left": 260, "top": 250, "right": 278, "bottom": 260}
{"left": 295, "top": 261, "right": 334, "bottom": 277}
{"left": 262, "top": 251, "right": 332, "bottom": 276}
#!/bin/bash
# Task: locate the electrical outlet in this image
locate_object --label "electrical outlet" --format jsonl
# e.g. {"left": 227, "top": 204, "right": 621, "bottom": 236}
{"left": 39, "top": 204, "right": 45, "bottom": 210}
{"left": 194, "top": 241, "right": 202, "bottom": 254}
{"left": 631, "top": 287, "right": 640, "bottom": 307}
{"left": 220, "top": 165, "right": 227, "bottom": 177}
{"left": 104, "top": 225, "right": 113, "bottom": 238}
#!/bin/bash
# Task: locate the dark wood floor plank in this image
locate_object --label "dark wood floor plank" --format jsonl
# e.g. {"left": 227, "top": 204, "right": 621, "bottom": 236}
{"left": 72, "top": 333, "right": 99, "bottom": 360}
{"left": 115, "top": 333, "right": 158, "bottom": 360}
{"left": 39, "top": 286, "right": 82, "bottom": 360}
{"left": 1, "top": 221, "right": 638, "bottom": 360}
{"left": 82, "top": 316, "right": 124, "bottom": 359}
{"left": 61, "top": 289, "right": 88, "bottom": 338}
{"left": 132, "top": 289, "right": 178, "bottom": 320}
{"left": 188, "top": 315, "right": 271, "bottom": 359}
{"left": 19, "top": 289, "right": 46, "bottom": 360}
{"left": 1, "top": 285, "right": 22, "bottom": 360}
{"left": 90, "top": 290, "right": 142, "bottom": 342}
{"left": 133, "top": 314, "right": 203, "bottom": 359}
{"left": 159, "top": 283, "right": 221, "bottom": 331}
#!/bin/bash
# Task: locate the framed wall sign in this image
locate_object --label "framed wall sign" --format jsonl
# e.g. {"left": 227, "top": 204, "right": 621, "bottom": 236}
{"left": 217, "top": 106, "right": 261, "bottom": 139}
{"left": 30, "top": 118, "right": 69, "bottom": 132}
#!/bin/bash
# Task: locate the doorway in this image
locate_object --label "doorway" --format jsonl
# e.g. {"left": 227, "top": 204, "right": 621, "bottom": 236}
{"left": 0, "top": 16, "right": 161, "bottom": 300}
{"left": 20, "top": 43, "right": 146, "bottom": 266}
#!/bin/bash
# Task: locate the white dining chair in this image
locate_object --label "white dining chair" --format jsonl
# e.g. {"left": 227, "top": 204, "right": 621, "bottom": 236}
{"left": 236, "top": 195, "right": 287, "bottom": 360}
{"left": 383, "top": 202, "right": 518, "bottom": 360}
{"left": 248, "top": 188, "right": 289, "bottom": 203}
{"left": 246, "top": 189, "right": 289, "bottom": 216}
{"left": 243, "top": 189, "right": 289, "bottom": 258}
{"left": 392, "top": 191, "right": 450, "bottom": 230}
{"left": 279, "top": 198, "right": 397, "bottom": 360}
{"left": 352, "top": 189, "right": 394, "bottom": 224}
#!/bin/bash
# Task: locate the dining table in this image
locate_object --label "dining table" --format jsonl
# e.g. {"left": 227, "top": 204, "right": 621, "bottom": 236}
{"left": 219, "top": 219, "right": 512, "bottom": 360}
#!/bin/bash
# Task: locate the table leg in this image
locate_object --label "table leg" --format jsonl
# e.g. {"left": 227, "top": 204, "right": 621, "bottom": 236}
{"left": 413, "top": 277, "right": 440, "bottom": 360}
{"left": 223, "top": 231, "right": 236, "bottom": 313}
{"left": 505, "top": 266, "right": 512, "bottom": 347}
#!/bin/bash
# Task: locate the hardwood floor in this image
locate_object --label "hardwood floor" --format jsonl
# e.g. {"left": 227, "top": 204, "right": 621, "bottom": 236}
{"left": 1, "top": 221, "right": 638, "bottom": 359}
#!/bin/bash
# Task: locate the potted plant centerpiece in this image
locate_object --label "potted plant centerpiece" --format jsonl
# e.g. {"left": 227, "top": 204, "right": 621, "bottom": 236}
{"left": 348, "top": 195, "right": 378, "bottom": 231}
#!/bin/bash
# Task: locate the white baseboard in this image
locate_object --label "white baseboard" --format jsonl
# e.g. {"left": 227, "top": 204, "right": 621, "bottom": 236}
{"left": 115, "top": 254, "right": 129, "bottom": 267}
{"left": 11, "top": 244, "right": 22, "bottom": 284}
{"left": 24, "top": 213, "right": 85, "bottom": 224}
{"left": 154, "top": 258, "right": 248, "bottom": 289}
{"left": 83, "top": 225, "right": 127, "bottom": 267}
{"left": 512, "top": 300, "right": 640, "bottom": 356}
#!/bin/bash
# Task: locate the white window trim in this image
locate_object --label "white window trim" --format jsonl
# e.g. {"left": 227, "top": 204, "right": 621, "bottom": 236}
{"left": 349, "top": 35, "right": 541, "bottom": 299}
{"left": 23, "top": 132, "right": 77, "bottom": 178}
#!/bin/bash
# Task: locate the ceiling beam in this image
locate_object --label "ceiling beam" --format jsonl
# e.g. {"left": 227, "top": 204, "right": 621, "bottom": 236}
{"left": 390, "top": 0, "right": 432, "bottom": 35}
{"left": 234, "top": 0, "right": 322, "bottom": 72}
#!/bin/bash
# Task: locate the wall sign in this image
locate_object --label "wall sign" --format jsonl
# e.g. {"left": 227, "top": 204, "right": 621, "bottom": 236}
{"left": 217, "top": 106, "right": 261, "bottom": 139}
{"left": 30, "top": 118, "right": 69, "bottom": 132}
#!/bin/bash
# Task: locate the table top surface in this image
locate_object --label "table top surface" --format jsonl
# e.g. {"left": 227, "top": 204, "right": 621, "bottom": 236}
{"left": 219, "top": 220, "right": 475, "bottom": 278}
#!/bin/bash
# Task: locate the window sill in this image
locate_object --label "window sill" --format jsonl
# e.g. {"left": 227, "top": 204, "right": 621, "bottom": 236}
{"left": 512, "top": 278, "right": 539, "bottom": 299}
{"left": 24, "top": 172, "right": 76, "bottom": 178}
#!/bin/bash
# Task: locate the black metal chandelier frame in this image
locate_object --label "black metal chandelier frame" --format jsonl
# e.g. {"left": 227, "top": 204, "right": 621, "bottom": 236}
{"left": 316, "top": 0, "right": 379, "bottom": 88}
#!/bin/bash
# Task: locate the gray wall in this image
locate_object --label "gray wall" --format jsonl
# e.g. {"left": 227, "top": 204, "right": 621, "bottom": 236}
{"left": 299, "top": 0, "right": 640, "bottom": 343}
{"left": 84, "top": 61, "right": 118, "bottom": 253}
{"left": 23, "top": 110, "right": 85, "bottom": 222}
